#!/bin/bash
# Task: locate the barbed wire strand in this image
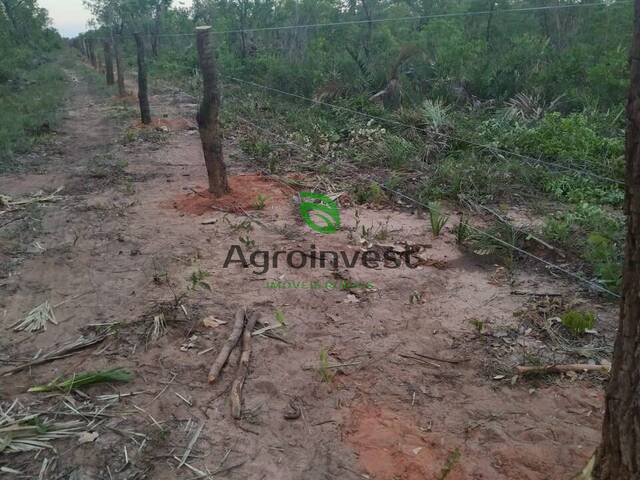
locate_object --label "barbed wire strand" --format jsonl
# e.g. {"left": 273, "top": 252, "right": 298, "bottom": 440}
{"left": 87, "top": 0, "right": 630, "bottom": 39}
{"left": 224, "top": 75, "right": 624, "bottom": 185}
{"left": 233, "top": 113, "right": 621, "bottom": 298}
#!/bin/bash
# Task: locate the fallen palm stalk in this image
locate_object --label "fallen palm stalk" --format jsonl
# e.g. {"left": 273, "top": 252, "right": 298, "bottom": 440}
{"left": 2, "top": 332, "right": 112, "bottom": 377}
{"left": 516, "top": 364, "right": 610, "bottom": 376}
{"left": 230, "top": 312, "right": 260, "bottom": 419}
{"left": 208, "top": 308, "right": 246, "bottom": 384}
{"left": 10, "top": 301, "right": 57, "bottom": 333}
{"left": 0, "top": 187, "right": 64, "bottom": 214}
{"left": 28, "top": 368, "right": 133, "bottom": 393}
{"left": 0, "top": 402, "right": 86, "bottom": 454}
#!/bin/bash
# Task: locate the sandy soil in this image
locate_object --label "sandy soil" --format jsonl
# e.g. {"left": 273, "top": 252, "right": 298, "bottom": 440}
{"left": 0, "top": 63, "right": 618, "bottom": 480}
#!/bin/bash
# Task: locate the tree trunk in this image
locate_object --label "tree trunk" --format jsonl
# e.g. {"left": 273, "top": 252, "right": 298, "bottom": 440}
{"left": 113, "top": 36, "right": 126, "bottom": 97}
{"left": 103, "top": 40, "right": 115, "bottom": 86}
{"left": 594, "top": 1, "right": 640, "bottom": 478}
{"left": 196, "top": 26, "right": 230, "bottom": 198}
{"left": 88, "top": 39, "right": 97, "bottom": 68}
{"left": 134, "top": 33, "right": 152, "bottom": 125}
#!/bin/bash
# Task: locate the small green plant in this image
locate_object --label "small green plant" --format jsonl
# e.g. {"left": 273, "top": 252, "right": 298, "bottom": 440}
{"left": 470, "top": 319, "right": 485, "bottom": 334}
{"left": 28, "top": 368, "right": 133, "bottom": 393}
{"left": 453, "top": 215, "right": 471, "bottom": 245}
{"left": 318, "top": 348, "right": 334, "bottom": 383}
{"left": 428, "top": 202, "right": 449, "bottom": 237}
{"left": 353, "top": 182, "right": 386, "bottom": 205}
{"left": 253, "top": 194, "right": 267, "bottom": 210}
{"left": 240, "top": 235, "right": 256, "bottom": 250}
{"left": 275, "top": 309, "right": 287, "bottom": 327}
{"left": 422, "top": 98, "right": 452, "bottom": 132}
{"left": 240, "top": 136, "right": 273, "bottom": 158}
{"left": 471, "top": 221, "right": 524, "bottom": 266}
{"left": 561, "top": 310, "right": 597, "bottom": 335}
{"left": 188, "top": 269, "right": 212, "bottom": 291}
{"left": 224, "top": 216, "right": 253, "bottom": 232}
{"left": 437, "top": 448, "right": 461, "bottom": 480}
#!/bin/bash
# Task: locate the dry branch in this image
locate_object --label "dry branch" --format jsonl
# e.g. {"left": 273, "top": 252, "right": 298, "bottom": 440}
{"left": 2, "top": 332, "right": 111, "bottom": 376}
{"left": 208, "top": 308, "right": 246, "bottom": 384}
{"left": 230, "top": 311, "right": 259, "bottom": 419}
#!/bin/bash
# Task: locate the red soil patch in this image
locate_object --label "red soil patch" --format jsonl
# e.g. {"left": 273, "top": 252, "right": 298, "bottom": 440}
{"left": 344, "top": 405, "right": 466, "bottom": 480}
{"left": 171, "top": 174, "right": 293, "bottom": 215}
{"left": 131, "top": 117, "right": 196, "bottom": 132}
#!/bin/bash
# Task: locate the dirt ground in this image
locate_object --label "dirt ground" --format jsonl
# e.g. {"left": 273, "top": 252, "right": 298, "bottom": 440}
{"left": 0, "top": 63, "right": 618, "bottom": 479}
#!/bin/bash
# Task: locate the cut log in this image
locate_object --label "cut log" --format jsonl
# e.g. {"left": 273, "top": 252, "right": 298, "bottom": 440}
{"left": 230, "top": 311, "right": 260, "bottom": 419}
{"left": 208, "top": 308, "right": 246, "bottom": 384}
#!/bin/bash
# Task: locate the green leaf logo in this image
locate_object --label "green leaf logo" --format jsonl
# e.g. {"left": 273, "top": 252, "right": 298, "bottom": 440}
{"left": 299, "top": 192, "right": 341, "bottom": 234}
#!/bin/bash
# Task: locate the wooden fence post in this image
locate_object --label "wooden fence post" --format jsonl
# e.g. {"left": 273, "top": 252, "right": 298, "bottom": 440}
{"left": 113, "top": 35, "right": 126, "bottom": 97}
{"left": 103, "top": 40, "right": 115, "bottom": 86}
{"left": 134, "top": 33, "right": 152, "bottom": 125}
{"left": 196, "top": 26, "right": 229, "bottom": 197}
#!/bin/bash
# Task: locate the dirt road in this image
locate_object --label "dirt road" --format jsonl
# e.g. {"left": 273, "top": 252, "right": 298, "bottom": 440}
{"left": 0, "top": 61, "right": 616, "bottom": 479}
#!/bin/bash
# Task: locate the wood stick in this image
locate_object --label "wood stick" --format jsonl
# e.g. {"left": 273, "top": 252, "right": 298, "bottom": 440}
{"left": 230, "top": 311, "right": 259, "bottom": 419}
{"left": 516, "top": 364, "right": 610, "bottom": 376}
{"left": 208, "top": 308, "right": 246, "bottom": 384}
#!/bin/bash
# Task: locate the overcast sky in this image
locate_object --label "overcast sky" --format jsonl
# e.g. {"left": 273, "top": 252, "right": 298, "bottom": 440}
{"left": 39, "top": 0, "right": 193, "bottom": 38}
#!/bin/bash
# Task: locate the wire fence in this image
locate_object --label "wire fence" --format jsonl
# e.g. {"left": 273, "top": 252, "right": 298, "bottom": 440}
{"left": 69, "top": 2, "right": 628, "bottom": 299}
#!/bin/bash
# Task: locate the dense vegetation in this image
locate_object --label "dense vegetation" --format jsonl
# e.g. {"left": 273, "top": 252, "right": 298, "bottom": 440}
{"left": 0, "top": 0, "right": 67, "bottom": 170}
{"left": 79, "top": 0, "right": 635, "bottom": 293}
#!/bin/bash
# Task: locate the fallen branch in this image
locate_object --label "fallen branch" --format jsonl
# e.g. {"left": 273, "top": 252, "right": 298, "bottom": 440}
{"left": 413, "top": 352, "right": 469, "bottom": 365}
{"left": 230, "top": 311, "right": 259, "bottom": 419}
{"left": 208, "top": 308, "right": 246, "bottom": 384}
{"left": 516, "top": 364, "right": 610, "bottom": 376}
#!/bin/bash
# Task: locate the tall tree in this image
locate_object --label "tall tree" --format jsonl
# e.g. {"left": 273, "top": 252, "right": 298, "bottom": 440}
{"left": 594, "top": 0, "right": 640, "bottom": 478}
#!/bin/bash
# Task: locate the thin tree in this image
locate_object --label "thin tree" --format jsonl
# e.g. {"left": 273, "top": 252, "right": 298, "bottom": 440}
{"left": 593, "top": 0, "right": 640, "bottom": 478}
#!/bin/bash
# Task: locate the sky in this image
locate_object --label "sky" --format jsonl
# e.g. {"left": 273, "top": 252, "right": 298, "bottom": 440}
{"left": 39, "top": 0, "right": 193, "bottom": 38}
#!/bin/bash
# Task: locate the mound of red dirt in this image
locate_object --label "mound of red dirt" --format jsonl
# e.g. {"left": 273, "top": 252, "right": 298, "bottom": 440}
{"left": 171, "top": 174, "right": 293, "bottom": 215}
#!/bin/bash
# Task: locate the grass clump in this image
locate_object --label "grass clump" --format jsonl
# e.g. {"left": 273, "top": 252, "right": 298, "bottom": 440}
{"left": 561, "top": 310, "right": 597, "bottom": 335}
{"left": 318, "top": 348, "right": 334, "bottom": 383}
{"left": 428, "top": 202, "right": 449, "bottom": 237}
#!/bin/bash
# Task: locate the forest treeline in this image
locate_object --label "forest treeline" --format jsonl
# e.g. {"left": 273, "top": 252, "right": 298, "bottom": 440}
{"left": 79, "top": 0, "right": 632, "bottom": 109}
{"left": 0, "top": 0, "right": 66, "bottom": 165}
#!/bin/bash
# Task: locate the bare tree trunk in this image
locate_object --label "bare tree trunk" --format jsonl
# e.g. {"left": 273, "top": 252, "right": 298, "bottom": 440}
{"left": 88, "top": 39, "right": 97, "bottom": 68}
{"left": 196, "top": 26, "right": 230, "bottom": 197}
{"left": 113, "top": 35, "right": 126, "bottom": 97}
{"left": 594, "top": 1, "right": 640, "bottom": 478}
{"left": 103, "top": 40, "right": 115, "bottom": 86}
{"left": 134, "top": 33, "right": 152, "bottom": 125}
